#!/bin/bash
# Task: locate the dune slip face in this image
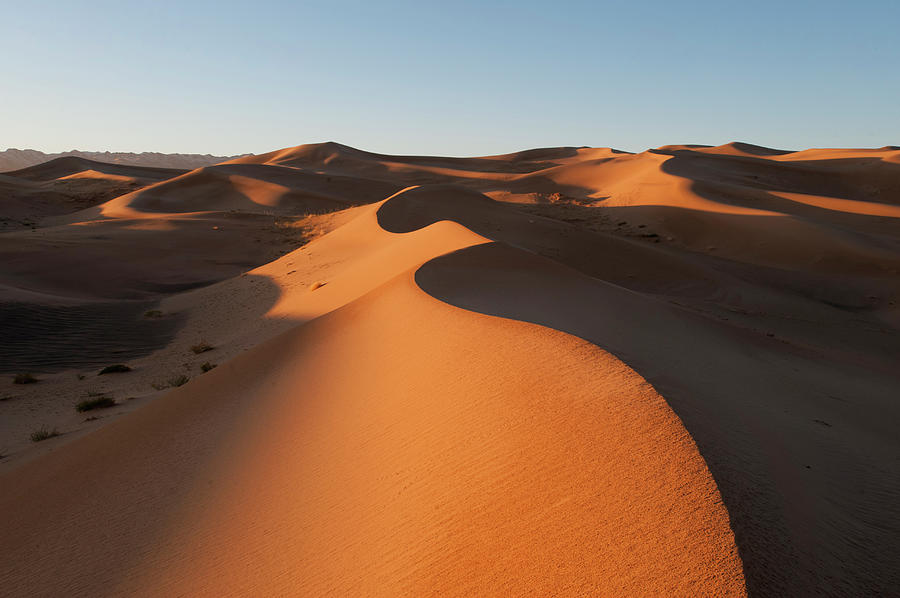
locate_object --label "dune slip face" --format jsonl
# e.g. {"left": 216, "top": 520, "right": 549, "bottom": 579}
{"left": 2, "top": 142, "right": 900, "bottom": 596}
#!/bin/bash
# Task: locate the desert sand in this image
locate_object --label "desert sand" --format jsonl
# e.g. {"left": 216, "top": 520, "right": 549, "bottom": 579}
{"left": 1, "top": 142, "right": 899, "bottom": 596}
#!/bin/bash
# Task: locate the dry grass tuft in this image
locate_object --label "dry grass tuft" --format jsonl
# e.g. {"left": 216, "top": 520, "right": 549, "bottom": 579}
{"left": 152, "top": 375, "right": 190, "bottom": 390}
{"left": 191, "top": 342, "right": 214, "bottom": 354}
{"left": 76, "top": 397, "right": 117, "bottom": 412}
{"left": 30, "top": 426, "right": 60, "bottom": 442}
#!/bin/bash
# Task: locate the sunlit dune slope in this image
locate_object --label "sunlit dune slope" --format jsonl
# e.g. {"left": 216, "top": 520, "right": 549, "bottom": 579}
{"left": 0, "top": 255, "right": 745, "bottom": 597}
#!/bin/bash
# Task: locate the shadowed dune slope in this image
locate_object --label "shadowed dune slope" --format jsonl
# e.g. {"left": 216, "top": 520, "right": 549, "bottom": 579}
{"left": 415, "top": 242, "right": 900, "bottom": 596}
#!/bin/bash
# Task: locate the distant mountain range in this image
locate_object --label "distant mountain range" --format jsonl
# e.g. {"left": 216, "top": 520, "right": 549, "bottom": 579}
{"left": 0, "top": 148, "right": 243, "bottom": 172}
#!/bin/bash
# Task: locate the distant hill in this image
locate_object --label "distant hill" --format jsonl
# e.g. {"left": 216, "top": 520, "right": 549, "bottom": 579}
{"left": 0, "top": 148, "right": 244, "bottom": 172}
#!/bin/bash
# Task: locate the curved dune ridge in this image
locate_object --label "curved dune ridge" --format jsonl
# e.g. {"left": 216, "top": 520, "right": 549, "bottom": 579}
{"left": 2, "top": 142, "right": 900, "bottom": 595}
{"left": 0, "top": 188, "right": 746, "bottom": 596}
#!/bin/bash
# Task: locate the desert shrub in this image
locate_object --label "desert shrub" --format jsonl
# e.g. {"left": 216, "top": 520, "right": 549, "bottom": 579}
{"left": 200, "top": 362, "right": 217, "bottom": 373}
{"left": 98, "top": 364, "right": 131, "bottom": 375}
{"left": 153, "top": 375, "right": 189, "bottom": 390}
{"left": 144, "top": 310, "right": 164, "bottom": 318}
{"left": 273, "top": 215, "right": 305, "bottom": 230}
{"left": 13, "top": 373, "right": 38, "bottom": 384}
{"left": 191, "top": 342, "right": 214, "bottom": 354}
{"left": 30, "top": 426, "right": 60, "bottom": 442}
{"left": 76, "top": 397, "right": 117, "bottom": 412}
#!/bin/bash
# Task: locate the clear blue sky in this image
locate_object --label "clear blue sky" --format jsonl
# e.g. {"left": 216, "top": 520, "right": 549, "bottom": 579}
{"left": 2, "top": 0, "right": 898, "bottom": 156}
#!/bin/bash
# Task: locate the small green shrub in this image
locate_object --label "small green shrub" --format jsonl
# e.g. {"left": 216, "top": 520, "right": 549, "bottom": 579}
{"left": 200, "top": 362, "right": 217, "bottom": 373}
{"left": 76, "top": 397, "right": 117, "bottom": 412}
{"left": 30, "top": 426, "right": 60, "bottom": 442}
{"left": 13, "top": 373, "right": 38, "bottom": 384}
{"left": 99, "top": 364, "right": 131, "bottom": 375}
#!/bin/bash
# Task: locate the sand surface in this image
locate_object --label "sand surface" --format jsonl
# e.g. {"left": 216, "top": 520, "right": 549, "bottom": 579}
{"left": 2, "top": 142, "right": 899, "bottom": 595}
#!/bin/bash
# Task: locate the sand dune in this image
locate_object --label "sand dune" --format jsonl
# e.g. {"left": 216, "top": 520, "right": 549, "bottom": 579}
{"left": 0, "top": 194, "right": 745, "bottom": 596}
{"left": 4, "top": 155, "right": 185, "bottom": 182}
{"left": 0, "top": 157, "right": 188, "bottom": 231}
{"left": 95, "top": 162, "right": 402, "bottom": 218}
{"left": 2, "top": 142, "right": 899, "bottom": 595}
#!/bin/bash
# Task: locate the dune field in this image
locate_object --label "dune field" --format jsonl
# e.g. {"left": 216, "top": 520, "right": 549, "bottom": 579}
{"left": 1, "top": 141, "right": 899, "bottom": 596}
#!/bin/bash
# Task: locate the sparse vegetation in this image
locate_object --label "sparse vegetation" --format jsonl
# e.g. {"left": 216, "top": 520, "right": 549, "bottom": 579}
{"left": 76, "top": 397, "right": 117, "bottom": 412}
{"left": 30, "top": 426, "right": 60, "bottom": 442}
{"left": 152, "top": 375, "right": 190, "bottom": 390}
{"left": 273, "top": 215, "right": 306, "bottom": 230}
{"left": 77, "top": 374, "right": 86, "bottom": 380}
{"left": 200, "top": 362, "right": 217, "bottom": 373}
{"left": 191, "top": 342, "right": 214, "bottom": 354}
{"left": 13, "top": 373, "right": 38, "bottom": 384}
{"left": 144, "top": 310, "right": 164, "bottom": 318}
{"left": 98, "top": 364, "right": 132, "bottom": 375}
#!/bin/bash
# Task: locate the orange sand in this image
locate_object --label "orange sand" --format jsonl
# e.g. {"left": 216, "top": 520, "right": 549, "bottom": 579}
{"left": 2, "top": 141, "right": 899, "bottom": 595}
